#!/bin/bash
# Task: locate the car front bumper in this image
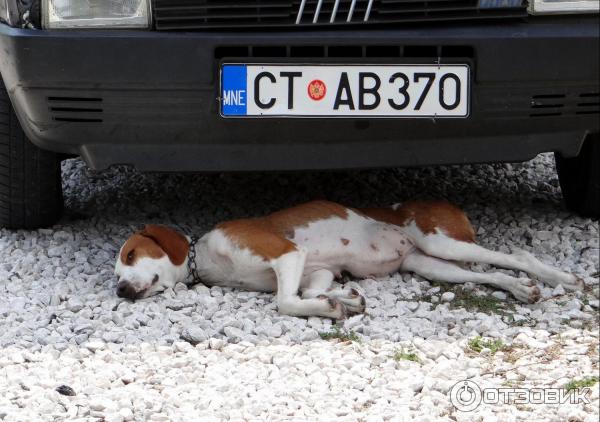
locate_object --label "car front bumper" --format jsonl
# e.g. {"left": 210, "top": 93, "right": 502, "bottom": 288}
{"left": 0, "top": 17, "right": 598, "bottom": 171}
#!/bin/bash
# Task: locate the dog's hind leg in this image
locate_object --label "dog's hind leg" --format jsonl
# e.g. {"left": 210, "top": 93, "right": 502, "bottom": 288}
{"left": 405, "top": 228, "right": 583, "bottom": 291}
{"left": 369, "top": 201, "right": 582, "bottom": 291}
{"left": 402, "top": 251, "right": 541, "bottom": 303}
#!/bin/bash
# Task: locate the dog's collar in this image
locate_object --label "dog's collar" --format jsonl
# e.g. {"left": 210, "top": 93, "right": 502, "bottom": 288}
{"left": 186, "top": 235, "right": 203, "bottom": 285}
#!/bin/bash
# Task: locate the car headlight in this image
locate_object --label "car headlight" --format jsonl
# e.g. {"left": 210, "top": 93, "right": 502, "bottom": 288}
{"left": 529, "top": 0, "right": 600, "bottom": 14}
{"left": 42, "top": 0, "right": 151, "bottom": 29}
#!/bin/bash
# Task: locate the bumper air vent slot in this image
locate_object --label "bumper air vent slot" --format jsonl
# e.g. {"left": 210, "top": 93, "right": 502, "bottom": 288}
{"left": 529, "top": 93, "right": 599, "bottom": 118}
{"left": 48, "top": 97, "right": 103, "bottom": 123}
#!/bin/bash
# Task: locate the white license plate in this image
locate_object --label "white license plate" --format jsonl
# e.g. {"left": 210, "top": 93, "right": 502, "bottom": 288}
{"left": 220, "top": 64, "right": 470, "bottom": 118}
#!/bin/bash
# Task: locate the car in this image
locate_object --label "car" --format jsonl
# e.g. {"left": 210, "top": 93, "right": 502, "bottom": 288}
{"left": 0, "top": 0, "right": 598, "bottom": 229}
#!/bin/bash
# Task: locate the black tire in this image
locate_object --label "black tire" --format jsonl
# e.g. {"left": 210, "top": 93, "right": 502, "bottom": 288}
{"left": 0, "top": 77, "right": 64, "bottom": 229}
{"left": 555, "top": 133, "right": 600, "bottom": 219}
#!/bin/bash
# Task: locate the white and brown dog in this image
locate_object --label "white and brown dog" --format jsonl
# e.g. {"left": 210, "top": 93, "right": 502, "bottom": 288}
{"left": 114, "top": 200, "right": 583, "bottom": 318}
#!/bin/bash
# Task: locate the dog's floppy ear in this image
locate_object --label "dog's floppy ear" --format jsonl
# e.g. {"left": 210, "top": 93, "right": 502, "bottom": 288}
{"left": 139, "top": 225, "right": 189, "bottom": 266}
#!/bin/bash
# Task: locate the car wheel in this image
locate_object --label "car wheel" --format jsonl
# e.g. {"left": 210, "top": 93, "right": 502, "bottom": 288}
{"left": 0, "top": 76, "right": 64, "bottom": 229}
{"left": 555, "top": 133, "right": 599, "bottom": 219}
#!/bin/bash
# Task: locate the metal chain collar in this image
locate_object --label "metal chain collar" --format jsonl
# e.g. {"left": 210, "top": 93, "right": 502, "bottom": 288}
{"left": 187, "top": 235, "right": 203, "bottom": 285}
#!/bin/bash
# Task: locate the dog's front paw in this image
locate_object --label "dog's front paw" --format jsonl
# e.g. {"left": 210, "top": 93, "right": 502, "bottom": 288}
{"left": 336, "top": 288, "right": 367, "bottom": 315}
{"left": 318, "top": 296, "right": 348, "bottom": 320}
{"left": 330, "top": 299, "right": 348, "bottom": 320}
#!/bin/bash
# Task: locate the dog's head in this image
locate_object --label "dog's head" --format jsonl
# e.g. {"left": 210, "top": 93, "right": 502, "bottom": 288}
{"left": 114, "top": 225, "right": 189, "bottom": 300}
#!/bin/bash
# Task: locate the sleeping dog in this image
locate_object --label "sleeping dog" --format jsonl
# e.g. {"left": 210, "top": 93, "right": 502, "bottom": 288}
{"left": 114, "top": 200, "right": 583, "bottom": 318}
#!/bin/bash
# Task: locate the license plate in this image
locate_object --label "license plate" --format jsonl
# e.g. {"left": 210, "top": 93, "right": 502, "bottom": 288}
{"left": 220, "top": 64, "right": 469, "bottom": 118}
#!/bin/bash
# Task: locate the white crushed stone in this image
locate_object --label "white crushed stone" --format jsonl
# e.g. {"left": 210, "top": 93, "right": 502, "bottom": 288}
{"left": 0, "top": 153, "right": 598, "bottom": 420}
{"left": 441, "top": 292, "right": 455, "bottom": 302}
{"left": 0, "top": 337, "right": 597, "bottom": 421}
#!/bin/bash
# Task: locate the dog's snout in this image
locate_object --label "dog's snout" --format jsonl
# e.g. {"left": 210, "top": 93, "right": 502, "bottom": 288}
{"left": 116, "top": 281, "right": 137, "bottom": 299}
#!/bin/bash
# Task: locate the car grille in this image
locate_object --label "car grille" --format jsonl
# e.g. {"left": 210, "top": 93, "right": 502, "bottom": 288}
{"left": 152, "top": 0, "right": 528, "bottom": 30}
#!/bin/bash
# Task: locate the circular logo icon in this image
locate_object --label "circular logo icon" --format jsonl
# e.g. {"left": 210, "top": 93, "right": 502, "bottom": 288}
{"left": 307, "top": 79, "right": 327, "bottom": 101}
{"left": 449, "top": 380, "right": 482, "bottom": 412}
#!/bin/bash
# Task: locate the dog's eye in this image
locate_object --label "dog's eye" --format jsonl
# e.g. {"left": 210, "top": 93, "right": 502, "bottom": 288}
{"left": 127, "top": 250, "right": 135, "bottom": 262}
{"left": 152, "top": 274, "right": 159, "bottom": 285}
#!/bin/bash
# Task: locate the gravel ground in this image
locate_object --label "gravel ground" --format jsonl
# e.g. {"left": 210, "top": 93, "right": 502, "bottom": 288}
{"left": 0, "top": 153, "right": 598, "bottom": 421}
